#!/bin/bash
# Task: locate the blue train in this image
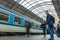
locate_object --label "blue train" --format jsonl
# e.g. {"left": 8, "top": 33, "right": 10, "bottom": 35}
{"left": 0, "top": 6, "right": 43, "bottom": 35}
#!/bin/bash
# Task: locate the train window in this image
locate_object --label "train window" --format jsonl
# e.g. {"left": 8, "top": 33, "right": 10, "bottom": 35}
{"left": 0, "top": 12, "right": 9, "bottom": 22}
{"left": 14, "top": 16, "right": 21, "bottom": 24}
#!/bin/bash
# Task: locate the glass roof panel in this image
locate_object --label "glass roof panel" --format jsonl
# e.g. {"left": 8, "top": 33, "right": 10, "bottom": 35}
{"left": 19, "top": 0, "right": 24, "bottom": 4}
{"left": 25, "top": 0, "right": 31, "bottom": 2}
{"left": 14, "top": 0, "right": 59, "bottom": 23}
{"left": 24, "top": 3, "right": 30, "bottom": 8}
{"left": 21, "top": 1, "right": 27, "bottom": 5}
{"left": 14, "top": 0, "right": 17, "bottom": 1}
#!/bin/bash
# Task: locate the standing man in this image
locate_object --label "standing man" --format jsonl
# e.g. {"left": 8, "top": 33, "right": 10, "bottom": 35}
{"left": 46, "top": 10, "right": 55, "bottom": 40}
{"left": 26, "top": 22, "right": 31, "bottom": 37}
{"left": 41, "top": 21, "right": 47, "bottom": 37}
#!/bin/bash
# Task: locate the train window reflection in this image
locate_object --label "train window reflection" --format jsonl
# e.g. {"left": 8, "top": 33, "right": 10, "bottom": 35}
{"left": 14, "top": 17, "right": 21, "bottom": 24}
{"left": 0, "top": 12, "right": 9, "bottom": 22}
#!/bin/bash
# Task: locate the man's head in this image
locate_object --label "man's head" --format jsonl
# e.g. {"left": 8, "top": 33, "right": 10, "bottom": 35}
{"left": 45, "top": 10, "right": 48, "bottom": 14}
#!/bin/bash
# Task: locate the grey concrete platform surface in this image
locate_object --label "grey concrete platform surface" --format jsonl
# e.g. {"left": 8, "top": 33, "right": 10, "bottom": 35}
{"left": 0, "top": 34, "right": 60, "bottom": 40}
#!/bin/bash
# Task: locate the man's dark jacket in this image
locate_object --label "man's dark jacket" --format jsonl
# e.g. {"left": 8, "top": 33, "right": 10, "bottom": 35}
{"left": 46, "top": 13, "right": 55, "bottom": 25}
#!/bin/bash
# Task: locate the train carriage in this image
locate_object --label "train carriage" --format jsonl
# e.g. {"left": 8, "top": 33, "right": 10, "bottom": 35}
{"left": 0, "top": 6, "right": 43, "bottom": 35}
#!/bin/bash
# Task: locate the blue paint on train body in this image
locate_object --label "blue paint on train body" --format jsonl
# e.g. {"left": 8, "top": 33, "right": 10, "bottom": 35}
{"left": 0, "top": 6, "right": 25, "bottom": 27}
{"left": 0, "top": 6, "right": 42, "bottom": 30}
{"left": 9, "top": 14, "right": 14, "bottom": 24}
{"left": 21, "top": 18, "right": 25, "bottom": 26}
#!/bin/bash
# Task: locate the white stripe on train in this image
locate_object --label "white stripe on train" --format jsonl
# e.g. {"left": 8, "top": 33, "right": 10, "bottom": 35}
{"left": 0, "top": 24, "right": 43, "bottom": 33}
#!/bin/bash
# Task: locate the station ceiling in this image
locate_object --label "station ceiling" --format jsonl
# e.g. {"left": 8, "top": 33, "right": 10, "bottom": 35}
{"left": 14, "top": 0, "right": 59, "bottom": 23}
{"left": 52, "top": 0, "right": 60, "bottom": 19}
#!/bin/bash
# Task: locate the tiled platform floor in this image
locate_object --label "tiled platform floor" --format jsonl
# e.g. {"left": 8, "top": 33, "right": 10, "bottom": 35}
{"left": 0, "top": 34, "right": 60, "bottom": 40}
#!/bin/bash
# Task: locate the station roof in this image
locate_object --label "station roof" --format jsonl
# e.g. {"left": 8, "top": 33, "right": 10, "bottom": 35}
{"left": 52, "top": 0, "right": 60, "bottom": 20}
{"left": 14, "top": 0, "right": 59, "bottom": 23}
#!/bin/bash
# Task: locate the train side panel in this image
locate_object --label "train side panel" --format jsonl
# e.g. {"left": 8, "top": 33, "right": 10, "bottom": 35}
{"left": 0, "top": 6, "right": 43, "bottom": 34}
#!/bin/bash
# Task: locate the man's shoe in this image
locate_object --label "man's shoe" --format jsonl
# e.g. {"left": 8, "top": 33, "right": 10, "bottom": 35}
{"left": 48, "top": 38, "right": 54, "bottom": 40}
{"left": 48, "top": 38, "right": 51, "bottom": 40}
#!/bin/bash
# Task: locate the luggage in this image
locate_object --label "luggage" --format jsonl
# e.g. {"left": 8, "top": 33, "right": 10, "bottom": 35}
{"left": 54, "top": 26, "right": 60, "bottom": 37}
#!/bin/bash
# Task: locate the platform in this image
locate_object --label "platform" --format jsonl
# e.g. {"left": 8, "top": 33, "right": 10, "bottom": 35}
{"left": 0, "top": 34, "right": 60, "bottom": 40}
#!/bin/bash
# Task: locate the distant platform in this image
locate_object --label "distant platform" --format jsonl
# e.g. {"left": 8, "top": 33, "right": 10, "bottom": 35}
{"left": 0, "top": 34, "right": 60, "bottom": 40}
